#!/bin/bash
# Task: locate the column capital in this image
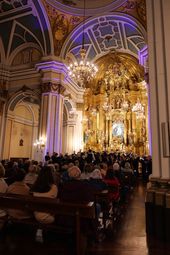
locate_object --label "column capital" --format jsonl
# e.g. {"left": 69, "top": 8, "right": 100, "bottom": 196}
{"left": 41, "top": 82, "right": 65, "bottom": 95}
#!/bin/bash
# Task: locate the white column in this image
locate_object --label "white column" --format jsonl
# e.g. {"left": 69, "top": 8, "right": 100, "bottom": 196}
{"left": 39, "top": 84, "right": 64, "bottom": 155}
{"left": 146, "top": 0, "right": 170, "bottom": 178}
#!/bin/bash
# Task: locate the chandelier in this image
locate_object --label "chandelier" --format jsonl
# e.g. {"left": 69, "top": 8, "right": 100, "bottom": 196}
{"left": 67, "top": 0, "right": 98, "bottom": 88}
{"left": 132, "top": 98, "right": 145, "bottom": 119}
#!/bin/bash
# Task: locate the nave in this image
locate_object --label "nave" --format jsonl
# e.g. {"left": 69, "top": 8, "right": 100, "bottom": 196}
{"left": 1, "top": 182, "right": 170, "bottom": 255}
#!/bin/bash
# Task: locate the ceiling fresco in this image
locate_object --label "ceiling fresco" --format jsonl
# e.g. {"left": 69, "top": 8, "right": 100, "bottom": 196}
{"left": 44, "top": 2, "right": 83, "bottom": 55}
{"left": 0, "top": 0, "right": 146, "bottom": 66}
{"left": 43, "top": 0, "right": 146, "bottom": 57}
{"left": 61, "top": 14, "right": 146, "bottom": 62}
{"left": 51, "top": 0, "right": 117, "bottom": 9}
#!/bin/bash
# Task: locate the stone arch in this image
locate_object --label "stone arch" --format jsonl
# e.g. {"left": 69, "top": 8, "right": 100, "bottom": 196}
{"left": 6, "top": 87, "right": 40, "bottom": 114}
{"left": 3, "top": 88, "right": 40, "bottom": 159}
{"left": 8, "top": 43, "right": 42, "bottom": 66}
{"left": 61, "top": 12, "right": 146, "bottom": 61}
{"left": 46, "top": 0, "right": 127, "bottom": 16}
{"left": 64, "top": 99, "right": 75, "bottom": 120}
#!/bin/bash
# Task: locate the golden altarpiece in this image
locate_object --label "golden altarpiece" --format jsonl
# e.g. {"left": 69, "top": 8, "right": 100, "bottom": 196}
{"left": 82, "top": 52, "right": 149, "bottom": 155}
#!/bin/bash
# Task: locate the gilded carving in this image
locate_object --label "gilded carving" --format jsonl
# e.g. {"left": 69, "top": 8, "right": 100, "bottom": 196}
{"left": 136, "top": 0, "right": 146, "bottom": 23}
{"left": 118, "top": 0, "right": 146, "bottom": 27}
{"left": 82, "top": 52, "right": 148, "bottom": 155}
{"left": 41, "top": 82, "right": 65, "bottom": 94}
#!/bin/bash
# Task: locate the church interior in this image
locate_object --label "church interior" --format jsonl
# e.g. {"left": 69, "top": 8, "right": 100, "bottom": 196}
{"left": 0, "top": 0, "right": 170, "bottom": 254}
{"left": 0, "top": 0, "right": 149, "bottom": 160}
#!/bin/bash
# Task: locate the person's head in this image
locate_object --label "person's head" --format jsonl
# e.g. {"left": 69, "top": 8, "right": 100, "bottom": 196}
{"left": 28, "top": 165, "right": 37, "bottom": 174}
{"left": 100, "top": 163, "right": 108, "bottom": 171}
{"left": 54, "top": 163, "right": 60, "bottom": 171}
{"left": 31, "top": 166, "right": 55, "bottom": 193}
{"left": 74, "top": 160, "right": 79, "bottom": 167}
{"left": 48, "top": 164, "right": 55, "bottom": 173}
{"left": 105, "top": 169, "right": 115, "bottom": 179}
{"left": 68, "top": 162, "right": 74, "bottom": 169}
{"left": 124, "top": 162, "right": 131, "bottom": 169}
{"left": 15, "top": 168, "right": 26, "bottom": 181}
{"left": 68, "top": 166, "right": 81, "bottom": 179}
{"left": 83, "top": 164, "right": 92, "bottom": 173}
{"left": 113, "top": 162, "right": 120, "bottom": 171}
{"left": 90, "top": 169, "right": 102, "bottom": 179}
{"left": 0, "top": 163, "right": 5, "bottom": 178}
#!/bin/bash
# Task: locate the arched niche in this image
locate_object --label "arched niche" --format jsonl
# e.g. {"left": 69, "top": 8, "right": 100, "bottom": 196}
{"left": 3, "top": 90, "right": 40, "bottom": 160}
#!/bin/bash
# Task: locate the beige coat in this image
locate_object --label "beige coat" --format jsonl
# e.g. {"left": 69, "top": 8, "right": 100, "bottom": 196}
{"left": 33, "top": 184, "right": 58, "bottom": 224}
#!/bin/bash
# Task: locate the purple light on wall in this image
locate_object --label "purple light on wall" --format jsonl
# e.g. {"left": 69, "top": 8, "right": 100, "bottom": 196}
{"left": 138, "top": 46, "right": 152, "bottom": 155}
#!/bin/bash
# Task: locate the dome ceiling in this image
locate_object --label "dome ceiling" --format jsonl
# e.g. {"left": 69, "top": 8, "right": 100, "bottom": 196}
{"left": 53, "top": 0, "right": 117, "bottom": 9}
{"left": 47, "top": 0, "right": 127, "bottom": 15}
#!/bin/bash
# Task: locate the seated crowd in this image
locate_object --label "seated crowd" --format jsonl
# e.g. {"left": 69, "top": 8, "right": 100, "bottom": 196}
{"left": 0, "top": 150, "right": 152, "bottom": 241}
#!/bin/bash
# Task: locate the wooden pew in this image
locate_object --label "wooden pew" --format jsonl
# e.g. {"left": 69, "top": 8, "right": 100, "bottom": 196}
{"left": 0, "top": 193, "right": 95, "bottom": 255}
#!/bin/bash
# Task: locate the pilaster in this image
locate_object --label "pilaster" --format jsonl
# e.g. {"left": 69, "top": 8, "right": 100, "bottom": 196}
{"left": 146, "top": 0, "right": 170, "bottom": 179}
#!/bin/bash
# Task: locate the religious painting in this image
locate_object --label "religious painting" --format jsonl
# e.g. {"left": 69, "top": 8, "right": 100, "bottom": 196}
{"left": 112, "top": 122, "right": 124, "bottom": 137}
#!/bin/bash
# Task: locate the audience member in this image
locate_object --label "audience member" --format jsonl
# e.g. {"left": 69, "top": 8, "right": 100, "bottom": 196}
{"left": 31, "top": 166, "right": 58, "bottom": 224}
{"left": 0, "top": 163, "right": 8, "bottom": 218}
{"left": 7, "top": 168, "right": 31, "bottom": 219}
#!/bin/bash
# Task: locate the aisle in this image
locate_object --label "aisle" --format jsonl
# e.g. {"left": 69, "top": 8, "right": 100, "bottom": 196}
{"left": 88, "top": 182, "right": 169, "bottom": 255}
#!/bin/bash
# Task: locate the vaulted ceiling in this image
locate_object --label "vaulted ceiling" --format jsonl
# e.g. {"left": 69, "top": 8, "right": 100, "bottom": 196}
{"left": 0, "top": 0, "right": 146, "bottom": 66}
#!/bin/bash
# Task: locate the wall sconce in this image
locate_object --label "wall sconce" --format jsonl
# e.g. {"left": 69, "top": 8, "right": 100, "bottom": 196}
{"left": 33, "top": 137, "right": 46, "bottom": 152}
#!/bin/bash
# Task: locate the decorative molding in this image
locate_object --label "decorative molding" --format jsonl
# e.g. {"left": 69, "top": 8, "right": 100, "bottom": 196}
{"left": 47, "top": 0, "right": 127, "bottom": 16}
{"left": 41, "top": 82, "right": 66, "bottom": 94}
{"left": 0, "top": 0, "right": 29, "bottom": 14}
{"left": 119, "top": 0, "right": 146, "bottom": 27}
{"left": 61, "top": 13, "right": 146, "bottom": 61}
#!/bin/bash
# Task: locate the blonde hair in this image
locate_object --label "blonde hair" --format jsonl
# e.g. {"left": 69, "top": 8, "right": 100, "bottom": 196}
{"left": 68, "top": 166, "right": 81, "bottom": 179}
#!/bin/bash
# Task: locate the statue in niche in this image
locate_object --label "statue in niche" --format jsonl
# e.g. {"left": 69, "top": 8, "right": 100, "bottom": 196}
{"left": 94, "top": 79, "right": 103, "bottom": 95}
{"left": 116, "top": 98, "right": 122, "bottom": 109}
{"left": 111, "top": 98, "right": 116, "bottom": 109}
{"left": 128, "top": 78, "right": 138, "bottom": 91}
{"left": 115, "top": 81, "right": 123, "bottom": 90}
{"left": 128, "top": 133, "right": 134, "bottom": 145}
{"left": 19, "top": 139, "right": 24, "bottom": 146}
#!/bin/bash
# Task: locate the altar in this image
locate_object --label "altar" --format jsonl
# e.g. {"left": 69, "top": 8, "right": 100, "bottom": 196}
{"left": 82, "top": 52, "right": 149, "bottom": 155}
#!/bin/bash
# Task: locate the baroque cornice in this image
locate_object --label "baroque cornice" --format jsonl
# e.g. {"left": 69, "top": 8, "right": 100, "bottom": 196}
{"left": 41, "top": 82, "right": 66, "bottom": 95}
